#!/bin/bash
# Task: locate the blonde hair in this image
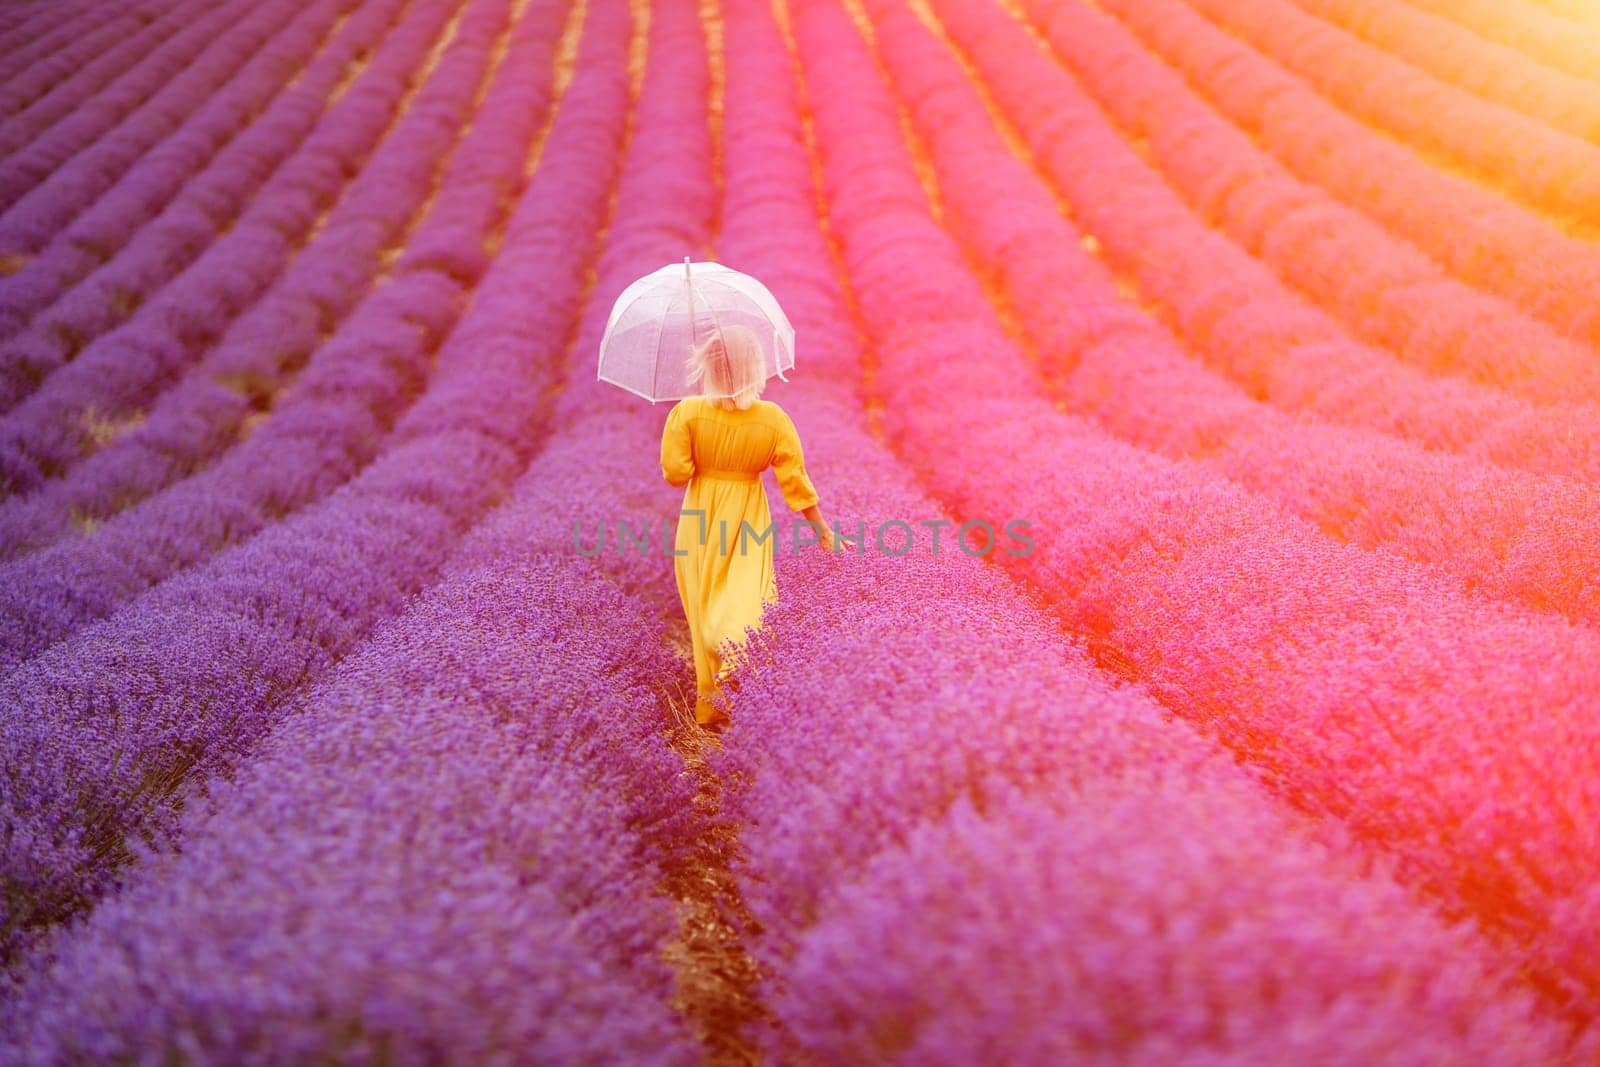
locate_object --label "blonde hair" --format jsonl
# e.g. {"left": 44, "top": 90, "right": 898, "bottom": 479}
{"left": 686, "top": 324, "right": 766, "bottom": 410}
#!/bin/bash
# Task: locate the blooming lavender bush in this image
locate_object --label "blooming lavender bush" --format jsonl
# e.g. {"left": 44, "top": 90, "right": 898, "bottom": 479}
{"left": 780, "top": 0, "right": 1600, "bottom": 1024}
{"left": 2, "top": 0, "right": 1599, "bottom": 1055}
{"left": 0, "top": 557, "right": 700, "bottom": 1064}
{"left": 1089, "top": 0, "right": 1600, "bottom": 348}
{"left": 0, "top": 0, "right": 632, "bottom": 962}
{"left": 857, "top": 0, "right": 1600, "bottom": 630}
{"left": 0, "top": 0, "right": 394, "bottom": 343}
{"left": 929, "top": 0, "right": 1600, "bottom": 477}
{"left": 0, "top": 0, "right": 459, "bottom": 467}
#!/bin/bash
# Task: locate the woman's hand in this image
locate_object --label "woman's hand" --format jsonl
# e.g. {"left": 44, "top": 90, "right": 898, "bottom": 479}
{"left": 818, "top": 525, "right": 860, "bottom": 553}
{"left": 802, "top": 504, "right": 856, "bottom": 554}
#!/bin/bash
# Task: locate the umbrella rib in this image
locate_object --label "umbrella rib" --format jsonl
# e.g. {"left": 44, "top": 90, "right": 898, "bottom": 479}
{"left": 652, "top": 286, "right": 671, "bottom": 399}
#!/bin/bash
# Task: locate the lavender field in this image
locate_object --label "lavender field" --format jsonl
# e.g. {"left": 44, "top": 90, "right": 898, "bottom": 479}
{"left": 3, "top": 0, "right": 1600, "bottom": 1062}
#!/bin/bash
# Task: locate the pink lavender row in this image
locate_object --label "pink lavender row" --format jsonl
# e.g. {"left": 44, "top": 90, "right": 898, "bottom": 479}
{"left": 0, "top": 0, "right": 128, "bottom": 107}
{"left": 0, "top": 0, "right": 117, "bottom": 91}
{"left": 0, "top": 558, "right": 701, "bottom": 1064}
{"left": 0, "top": 0, "right": 257, "bottom": 203}
{"left": 1293, "top": 0, "right": 1600, "bottom": 139}
{"left": 0, "top": 3, "right": 711, "bottom": 1052}
{"left": 701, "top": 1, "right": 1575, "bottom": 1057}
{"left": 1404, "top": 0, "right": 1600, "bottom": 82}
{"left": 0, "top": 0, "right": 561, "bottom": 565}
{"left": 0, "top": 0, "right": 402, "bottom": 400}
{"left": 1099, "top": 0, "right": 1600, "bottom": 351}
{"left": 0, "top": 0, "right": 631, "bottom": 966}
{"left": 0, "top": 1, "right": 173, "bottom": 138}
{"left": 0, "top": 0, "right": 351, "bottom": 275}
{"left": 788, "top": 0, "right": 1600, "bottom": 1025}
{"left": 0, "top": 0, "right": 459, "bottom": 486}
{"left": 874, "top": 0, "right": 1600, "bottom": 630}
{"left": 1183, "top": 0, "right": 1600, "bottom": 221}
{"left": 993, "top": 0, "right": 1600, "bottom": 425}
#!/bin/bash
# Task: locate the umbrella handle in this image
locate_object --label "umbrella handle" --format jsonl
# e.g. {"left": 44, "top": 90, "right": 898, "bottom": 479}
{"left": 684, "top": 256, "right": 694, "bottom": 353}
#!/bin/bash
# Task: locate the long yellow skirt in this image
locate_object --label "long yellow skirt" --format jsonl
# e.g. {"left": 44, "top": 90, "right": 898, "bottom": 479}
{"left": 673, "top": 473, "right": 779, "bottom": 726}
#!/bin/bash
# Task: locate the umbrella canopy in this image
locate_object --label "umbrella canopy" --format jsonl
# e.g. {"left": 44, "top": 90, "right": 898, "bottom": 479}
{"left": 597, "top": 258, "right": 795, "bottom": 403}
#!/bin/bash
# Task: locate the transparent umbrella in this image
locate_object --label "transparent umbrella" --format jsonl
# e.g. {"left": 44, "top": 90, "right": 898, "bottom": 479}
{"left": 596, "top": 257, "right": 795, "bottom": 403}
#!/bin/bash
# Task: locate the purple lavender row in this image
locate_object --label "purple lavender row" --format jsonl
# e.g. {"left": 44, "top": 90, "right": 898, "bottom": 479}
{"left": 0, "top": 0, "right": 558, "bottom": 564}
{"left": 0, "top": 0, "right": 133, "bottom": 110}
{"left": 702, "top": 2, "right": 1574, "bottom": 1056}
{"left": 453, "top": 0, "right": 1577, "bottom": 1049}
{"left": 782, "top": 0, "right": 1600, "bottom": 1025}
{"left": 0, "top": 0, "right": 565, "bottom": 665}
{"left": 0, "top": 3, "right": 168, "bottom": 136}
{"left": 0, "top": 0, "right": 461, "bottom": 490}
{"left": 0, "top": 0, "right": 92, "bottom": 56}
{"left": 0, "top": 557, "right": 701, "bottom": 1064}
{"left": 0, "top": 0, "right": 631, "bottom": 968}
{"left": 0, "top": 0, "right": 347, "bottom": 270}
{"left": 0, "top": 0, "right": 246, "bottom": 196}
{"left": 435, "top": 0, "right": 719, "bottom": 608}
{"left": 0, "top": 5, "right": 714, "bottom": 1050}
{"left": 0, "top": 5, "right": 65, "bottom": 46}
{"left": 241, "top": 0, "right": 715, "bottom": 641}
{"left": 762, "top": 777, "right": 1570, "bottom": 1063}
{"left": 857, "top": 0, "right": 1600, "bottom": 630}
{"left": 0, "top": 0, "right": 405, "bottom": 398}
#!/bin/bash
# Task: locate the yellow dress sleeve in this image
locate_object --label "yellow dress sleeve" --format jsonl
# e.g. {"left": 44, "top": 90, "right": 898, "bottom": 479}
{"left": 772, "top": 408, "right": 820, "bottom": 511}
{"left": 661, "top": 400, "right": 695, "bottom": 487}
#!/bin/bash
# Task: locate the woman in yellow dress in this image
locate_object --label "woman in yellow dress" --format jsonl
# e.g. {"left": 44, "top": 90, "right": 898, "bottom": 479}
{"left": 660, "top": 324, "right": 849, "bottom": 731}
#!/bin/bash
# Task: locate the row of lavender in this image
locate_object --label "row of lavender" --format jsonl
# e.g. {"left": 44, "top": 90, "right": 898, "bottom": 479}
{"left": 0, "top": 0, "right": 512, "bottom": 675}
{"left": 1401, "top": 0, "right": 1600, "bottom": 80}
{"left": 0, "top": 0, "right": 588, "bottom": 968}
{"left": 0, "top": 0, "right": 577, "bottom": 681}
{"left": 0, "top": 0, "right": 310, "bottom": 282}
{"left": 0, "top": 0, "right": 370, "bottom": 370}
{"left": 0, "top": 0, "right": 441, "bottom": 483}
{"left": 3, "top": 0, "right": 718, "bottom": 1057}
{"left": 0, "top": 0, "right": 124, "bottom": 93}
{"left": 3, "top": 0, "right": 1577, "bottom": 1059}
{"left": 0, "top": 563, "right": 700, "bottom": 1062}
{"left": 1182, "top": 0, "right": 1600, "bottom": 220}
{"left": 0, "top": 0, "right": 201, "bottom": 173}
{"left": 0, "top": 0, "right": 426, "bottom": 560}
{"left": 702, "top": 0, "right": 1581, "bottom": 1057}
{"left": 776, "top": 0, "right": 1600, "bottom": 1029}
{"left": 1100, "top": 0, "right": 1600, "bottom": 352}
{"left": 0, "top": 0, "right": 349, "bottom": 331}
{"left": 1290, "top": 0, "right": 1600, "bottom": 138}
{"left": 1009, "top": 0, "right": 1600, "bottom": 427}
{"left": 866, "top": 0, "right": 1600, "bottom": 630}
